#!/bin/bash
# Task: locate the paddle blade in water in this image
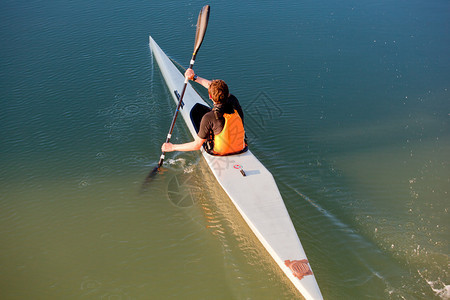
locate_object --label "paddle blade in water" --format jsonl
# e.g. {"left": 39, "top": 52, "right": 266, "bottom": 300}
{"left": 193, "top": 5, "right": 210, "bottom": 55}
{"left": 141, "top": 165, "right": 160, "bottom": 190}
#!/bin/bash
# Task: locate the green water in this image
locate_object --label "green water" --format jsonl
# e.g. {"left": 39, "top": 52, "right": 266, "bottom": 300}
{"left": 1, "top": 0, "right": 448, "bottom": 299}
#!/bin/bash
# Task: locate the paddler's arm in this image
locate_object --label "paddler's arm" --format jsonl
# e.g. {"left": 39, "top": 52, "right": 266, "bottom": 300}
{"left": 161, "top": 135, "right": 206, "bottom": 152}
{"left": 185, "top": 68, "right": 211, "bottom": 89}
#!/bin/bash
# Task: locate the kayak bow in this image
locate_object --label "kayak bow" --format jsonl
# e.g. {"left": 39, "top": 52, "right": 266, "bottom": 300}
{"left": 149, "top": 36, "right": 323, "bottom": 300}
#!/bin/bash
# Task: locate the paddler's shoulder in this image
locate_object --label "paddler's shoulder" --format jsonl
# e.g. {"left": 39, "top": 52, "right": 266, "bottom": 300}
{"left": 201, "top": 110, "right": 217, "bottom": 121}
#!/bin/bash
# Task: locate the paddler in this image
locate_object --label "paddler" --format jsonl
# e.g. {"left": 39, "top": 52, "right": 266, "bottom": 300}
{"left": 161, "top": 68, "right": 247, "bottom": 156}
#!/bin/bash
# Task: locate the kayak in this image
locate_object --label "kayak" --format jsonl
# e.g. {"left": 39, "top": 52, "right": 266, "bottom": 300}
{"left": 149, "top": 36, "right": 323, "bottom": 300}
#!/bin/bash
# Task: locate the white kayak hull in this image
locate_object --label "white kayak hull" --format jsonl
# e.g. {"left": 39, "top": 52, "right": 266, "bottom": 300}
{"left": 149, "top": 36, "right": 323, "bottom": 300}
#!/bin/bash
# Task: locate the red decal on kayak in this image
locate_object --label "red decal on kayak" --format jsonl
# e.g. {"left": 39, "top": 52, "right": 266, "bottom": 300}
{"left": 285, "top": 260, "right": 313, "bottom": 280}
{"left": 233, "top": 164, "right": 242, "bottom": 169}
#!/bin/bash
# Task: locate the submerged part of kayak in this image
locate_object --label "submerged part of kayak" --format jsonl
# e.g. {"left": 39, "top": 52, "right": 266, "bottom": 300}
{"left": 149, "top": 36, "right": 323, "bottom": 300}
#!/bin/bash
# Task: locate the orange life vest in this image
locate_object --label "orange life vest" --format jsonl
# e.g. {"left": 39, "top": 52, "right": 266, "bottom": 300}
{"left": 212, "top": 109, "right": 245, "bottom": 155}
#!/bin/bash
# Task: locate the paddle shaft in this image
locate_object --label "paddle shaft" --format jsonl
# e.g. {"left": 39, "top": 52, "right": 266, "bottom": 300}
{"left": 157, "top": 57, "right": 197, "bottom": 168}
{"left": 145, "top": 4, "right": 209, "bottom": 181}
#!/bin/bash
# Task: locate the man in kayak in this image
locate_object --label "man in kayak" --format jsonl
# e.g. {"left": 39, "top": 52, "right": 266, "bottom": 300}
{"left": 161, "top": 68, "right": 246, "bottom": 156}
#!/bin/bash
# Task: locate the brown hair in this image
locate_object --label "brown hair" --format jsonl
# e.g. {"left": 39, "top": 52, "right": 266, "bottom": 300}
{"left": 208, "top": 79, "right": 229, "bottom": 104}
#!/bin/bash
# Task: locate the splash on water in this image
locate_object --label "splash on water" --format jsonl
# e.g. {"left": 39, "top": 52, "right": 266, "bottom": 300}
{"left": 418, "top": 270, "right": 450, "bottom": 300}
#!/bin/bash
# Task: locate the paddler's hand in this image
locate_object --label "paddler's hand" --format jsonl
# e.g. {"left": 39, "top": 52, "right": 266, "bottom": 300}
{"left": 185, "top": 68, "right": 195, "bottom": 81}
{"left": 161, "top": 143, "right": 174, "bottom": 152}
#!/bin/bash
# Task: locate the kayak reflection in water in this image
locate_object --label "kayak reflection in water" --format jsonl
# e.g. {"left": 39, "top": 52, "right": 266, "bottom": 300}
{"left": 161, "top": 68, "right": 247, "bottom": 156}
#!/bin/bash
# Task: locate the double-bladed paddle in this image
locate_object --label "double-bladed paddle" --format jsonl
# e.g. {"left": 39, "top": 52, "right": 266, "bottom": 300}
{"left": 143, "top": 5, "right": 210, "bottom": 187}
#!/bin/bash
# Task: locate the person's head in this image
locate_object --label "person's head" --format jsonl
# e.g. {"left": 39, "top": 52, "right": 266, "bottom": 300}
{"left": 208, "top": 79, "right": 229, "bottom": 104}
